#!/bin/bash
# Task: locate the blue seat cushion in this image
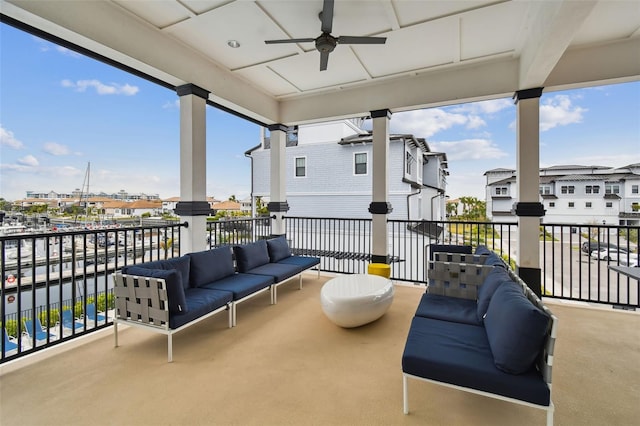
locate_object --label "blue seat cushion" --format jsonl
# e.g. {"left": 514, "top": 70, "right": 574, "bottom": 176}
{"left": 402, "top": 316, "right": 550, "bottom": 406}
{"left": 234, "top": 240, "right": 270, "bottom": 272}
{"left": 484, "top": 282, "right": 551, "bottom": 374}
{"left": 474, "top": 245, "right": 492, "bottom": 256}
{"left": 476, "top": 267, "right": 512, "bottom": 323}
{"left": 277, "top": 255, "right": 320, "bottom": 270}
{"left": 245, "top": 263, "right": 302, "bottom": 283}
{"left": 266, "top": 236, "right": 292, "bottom": 262}
{"left": 170, "top": 288, "right": 233, "bottom": 329}
{"left": 200, "top": 273, "right": 274, "bottom": 300}
{"left": 123, "top": 266, "right": 188, "bottom": 314}
{"left": 429, "top": 244, "right": 472, "bottom": 261}
{"left": 123, "top": 255, "right": 191, "bottom": 291}
{"left": 188, "top": 247, "right": 235, "bottom": 287}
{"left": 414, "top": 293, "right": 480, "bottom": 325}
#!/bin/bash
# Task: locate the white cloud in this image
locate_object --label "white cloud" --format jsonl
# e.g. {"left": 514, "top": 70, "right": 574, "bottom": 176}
{"left": 61, "top": 79, "right": 139, "bottom": 96}
{"left": 0, "top": 126, "right": 24, "bottom": 149}
{"left": 430, "top": 139, "right": 508, "bottom": 161}
{"left": 390, "top": 109, "right": 469, "bottom": 138}
{"left": 540, "top": 95, "right": 586, "bottom": 131}
{"left": 43, "top": 142, "right": 70, "bottom": 156}
{"left": 17, "top": 155, "right": 39, "bottom": 167}
{"left": 163, "top": 99, "right": 180, "bottom": 109}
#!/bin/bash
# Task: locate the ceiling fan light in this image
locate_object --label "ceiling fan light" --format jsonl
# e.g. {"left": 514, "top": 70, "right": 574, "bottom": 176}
{"left": 227, "top": 40, "right": 240, "bottom": 48}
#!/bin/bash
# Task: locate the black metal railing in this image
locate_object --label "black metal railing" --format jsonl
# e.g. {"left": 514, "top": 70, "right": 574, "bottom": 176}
{"left": 2, "top": 216, "right": 638, "bottom": 364}
{"left": 1, "top": 221, "right": 186, "bottom": 363}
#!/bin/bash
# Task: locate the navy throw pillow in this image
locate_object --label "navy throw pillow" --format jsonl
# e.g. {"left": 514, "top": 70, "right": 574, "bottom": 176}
{"left": 474, "top": 245, "right": 492, "bottom": 256}
{"left": 188, "top": 247, "right": 235, "bottom": 287}
{"left": 476, "top": 267, "right": 512, "bottom": 323}
{"left": 484, "top": 283, "right": 550, "bottom": 374}
{"left": 159, "top": 255, "right": 191, "bottom": 290}
{"left": 266, "top": 237, "right": 291, "bottom": 262}
{"left": 124, "top": 266, "right": 188, "bottom": 314}
{"left": 234, "top": 240, "right": 270, "bottom": 272}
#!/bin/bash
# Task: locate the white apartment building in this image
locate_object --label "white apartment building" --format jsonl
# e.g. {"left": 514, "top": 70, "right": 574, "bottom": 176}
{"left": 485, "top": 164, "right": 640, "bottom": 225}
{"left": 247, "top": 119, "right": 448, "bottom": 223}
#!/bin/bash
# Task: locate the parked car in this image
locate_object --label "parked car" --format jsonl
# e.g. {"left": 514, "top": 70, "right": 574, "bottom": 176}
{"left": 590, "top": 247, "right": 639, "bottom": 266}
{"left": 582, "top": 241, "right": 619, "bottom": 254}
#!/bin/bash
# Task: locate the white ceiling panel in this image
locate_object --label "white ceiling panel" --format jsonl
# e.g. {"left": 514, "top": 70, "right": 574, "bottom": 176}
{"left": 392, "top": 0, "right": 497, "bottom": 27}
{"left": 355, "top": 18, "right": 457, "bottom": 77}
{"left": 268, "top": 47, "right": 370, "bottom": 91}
{"left": 460, "top": 1, "right": 525, "bottom": 60}
{"left": 571, "top": 1, "right": 640, "bottom": 45}
{"left": 113, "top": 0, "right": 192, "bottom": 29}
{"left": 164, "top": 1, "right": 300, "bottom": 70}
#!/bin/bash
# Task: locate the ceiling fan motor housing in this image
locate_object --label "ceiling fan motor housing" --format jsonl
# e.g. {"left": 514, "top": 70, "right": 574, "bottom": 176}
{"left": 316, "top": 33, "right": 337, "bottom": 53}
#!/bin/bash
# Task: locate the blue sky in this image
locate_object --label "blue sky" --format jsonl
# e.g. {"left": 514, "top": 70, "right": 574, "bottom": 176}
{"left": 1, "top": 23, "right": 639, "bottom": 203}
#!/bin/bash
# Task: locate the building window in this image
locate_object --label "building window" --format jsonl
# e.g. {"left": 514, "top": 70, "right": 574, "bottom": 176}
{"left": 568, "top": 202, "right": 575, "bottom": 208}
{"left": 539, "top": 185, "right": 551, "bottom": 195}
{"left": 561, "top": 185, "right": 575, "bottom": 194}
{"left": 294, "top": 157, "right": 306, "bottom": 177}
{"left": 606, "top": 202, "right": 613, "bottom": 208}
{"left": 585, "top": 202, "right": 592, "bottom": 208}
{"left": 549, "top": 202, "right": 555, "bottom": 208}
{"left": 405, "top": 151, "right": 415, "bottom": 175}
{"left": 354, "top": 153, "right": 367, "bottom": 175}
{"left": 605, "top": 184, "right": 620, "bottom": 194}
{"left": 585, "top": 185, "right": 600, "bottom": 194}
{"left": 495, "top": 187, "right": 508, "bottom": 195}
{"left": 632, "top": 185, "right": 639, "bottom": 194}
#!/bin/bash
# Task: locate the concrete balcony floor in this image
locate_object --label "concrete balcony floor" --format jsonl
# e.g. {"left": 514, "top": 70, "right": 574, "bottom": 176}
{"left": 1, "top": 274, "right": 639, "bottom": 425}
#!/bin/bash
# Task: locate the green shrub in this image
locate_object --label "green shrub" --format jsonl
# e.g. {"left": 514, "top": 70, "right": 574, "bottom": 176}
{"left": 2, "top": 320, "right": 19, "bottom": 338}
{"left": 38, "top": 309, "right": 60, "bottom": 327}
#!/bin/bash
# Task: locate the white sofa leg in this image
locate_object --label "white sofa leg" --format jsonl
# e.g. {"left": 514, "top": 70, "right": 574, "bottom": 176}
{"left": 299, "top": 274, "right": 303, "bottom": 290}
{"left": 168, "top": 334, "right": 173, "bottom": 363}
{"left": 547, "top": 403, "right": 554, "bottom": 426}
{"left": 403, "top": 374, "right": 409, "bottom": 414}
{"left": 114, "top": 320, "right": 119, "bottom": 348}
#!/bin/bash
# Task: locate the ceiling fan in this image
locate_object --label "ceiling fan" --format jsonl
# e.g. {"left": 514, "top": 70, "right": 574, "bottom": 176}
{"left": 264, "top": 0, "right": 387, "bottom": 71}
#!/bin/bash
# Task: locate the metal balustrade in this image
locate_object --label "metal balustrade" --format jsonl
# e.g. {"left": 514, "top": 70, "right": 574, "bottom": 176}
{"left": 2, "top": 216, "right": 638, "bottom": 363}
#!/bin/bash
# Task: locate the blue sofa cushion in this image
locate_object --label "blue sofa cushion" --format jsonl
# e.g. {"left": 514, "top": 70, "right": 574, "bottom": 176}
{"left": 124, "top": 256, "right": 191, "bottom": 291}
{"left": 234, "top": 240, "right": 270, "bottom": 273}
{"left": 277, "top": 255, "right": 320, "bottom": 270}
{"left": 476, "top": 267, "right": 512, "bottom": 323}
{"left": 124, "top": 266, "right": 188, "bottom": 314}
{"left": 188, "top": 247, "right": 235, "bottom": 287}
{"left": 429, "top": 244, "right": 472, "bottom": 261}
{"left": 414, "top": 293, "right": 480, "bottom": 325}
{"left": 402, "top": 316, "right": 550, "bottom": 406}
{"left": 266, "top": 236, "right": 292, "bottom": 262}
{"left": 245, "top": 263, "right": 302, "bottom": 283}
{"left": 169, "top": 288, "right": 233, "bottom": 329}
{"left": 484, "top": 283, "right": 551, "bottom": 374}
{"left": 200, "top": 273, "right": 274, "bottom": 300}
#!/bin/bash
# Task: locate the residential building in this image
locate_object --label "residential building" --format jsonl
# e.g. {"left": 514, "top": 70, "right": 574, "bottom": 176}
{"left": 485, "top": 164, "right": 640, "bottom": 225}
{"left": 247, "top": 120, "right": 448, "bottom": 222}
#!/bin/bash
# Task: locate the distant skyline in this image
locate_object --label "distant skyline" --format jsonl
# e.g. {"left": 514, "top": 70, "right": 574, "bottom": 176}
{"left": 1, "top": 23, "right": 639, "bottom": 203}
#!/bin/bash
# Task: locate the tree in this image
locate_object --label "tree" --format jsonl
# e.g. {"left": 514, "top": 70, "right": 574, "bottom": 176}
{"left": 228, "top": 195, "right": 237, "bottom": 202}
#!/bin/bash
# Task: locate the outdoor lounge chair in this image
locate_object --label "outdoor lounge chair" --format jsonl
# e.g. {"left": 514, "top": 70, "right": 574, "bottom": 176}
{"left": 85, "top": 303, "right": 106, "bottom": 323}
{"left": 3, "top": 329, "right": 18, "bottom": 355}
{"left": 24, "top": 318, "right": 55, "bottom": 343}
{"left": 62, "top": 310, "right": 84, "bottom": 333}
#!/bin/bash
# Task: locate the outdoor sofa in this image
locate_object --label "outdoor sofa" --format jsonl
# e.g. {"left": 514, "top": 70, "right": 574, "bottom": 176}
{"left": 113, "top": 236, "right": 319, "bottom": 361}
{"left": 402, "top": 245, "right": 558, "bottom": 425}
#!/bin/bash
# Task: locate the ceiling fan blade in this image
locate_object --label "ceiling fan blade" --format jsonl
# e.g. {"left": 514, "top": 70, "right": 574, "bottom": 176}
{"left": 321, "top": 0, "right": 334, "bottom": 34}
{"left": 265, "top": 38, "right": 316, "bottom": 44}
{"left": 320, "top": 50, "right": 330, "bottom": 71}
{"left": 337, "top": 36, "right": 387, "bottom": 45}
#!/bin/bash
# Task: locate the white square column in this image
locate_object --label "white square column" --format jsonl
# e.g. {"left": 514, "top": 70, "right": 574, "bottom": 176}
{"left": 513, "top": 88, "right": 545, "bottom": 297}
{"left": 267, "top": 124, "right": 289, "bottom": 236}
{"left": 369, "top": 109, "right": 393, "bottom": 264}
{"left": 174, "top": 84, "right": 211, "bottom": 253}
